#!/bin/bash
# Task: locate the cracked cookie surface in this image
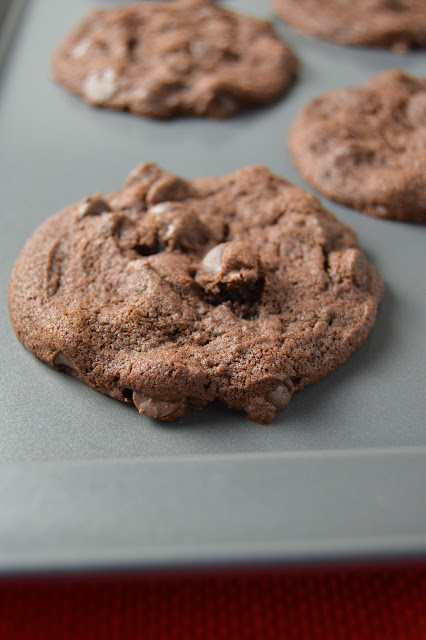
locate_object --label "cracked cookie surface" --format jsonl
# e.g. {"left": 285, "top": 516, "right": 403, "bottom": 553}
{"left": 272, "top": 0, "right": 426, "bottom": 51}
{"left": 51, "top": 0, "right": 298, "bottom": 118}
{"left": 289, "top": 70, "right": 426, "bottom": 224}
{"left": 9, "top": 164, "right": 383, "bottom": 424}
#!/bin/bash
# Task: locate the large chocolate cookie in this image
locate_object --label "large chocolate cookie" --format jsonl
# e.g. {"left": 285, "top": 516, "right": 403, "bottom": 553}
{"left": 51, "top": 0, "right": 298, "bottom": 119}
{"left": 289, "top": 70, "right": 426, "bottom": 224}
{"left": 9, "top": 164, "right": 383, "bottom": 424}
{"left": 272, "top": 0, "right": 426, "bottom": 52}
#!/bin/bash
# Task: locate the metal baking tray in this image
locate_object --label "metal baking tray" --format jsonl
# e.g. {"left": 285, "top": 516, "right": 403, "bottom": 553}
{"left": 1, "top": 0, "right": 425, "bottom": 574}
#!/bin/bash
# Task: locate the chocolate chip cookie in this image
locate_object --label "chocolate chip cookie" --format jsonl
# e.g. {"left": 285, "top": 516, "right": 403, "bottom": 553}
{"left": 272, "top": 0, "right": 426, "bottom": 52}
{"left": 289, "top": 70, "right": 426, "bottom": 224}
{"left": 51, "top": 0, "right": 298, "bottom": 119}
{"left": 9, "top": 164, "right": 383, "bottom": 424}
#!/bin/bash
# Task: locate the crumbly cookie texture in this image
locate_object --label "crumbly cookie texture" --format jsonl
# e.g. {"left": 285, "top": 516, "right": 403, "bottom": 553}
{"left": 289, "top": 70, "right": 426, "bottom": 224}
{"left": 9, "top": 164, "right": 383, "bottom": 424}
{"left": 272, "top": 0, "right": 426, "bottom": 52}
{"left": 51, "top": 0, "right": 298, "bottom": 119}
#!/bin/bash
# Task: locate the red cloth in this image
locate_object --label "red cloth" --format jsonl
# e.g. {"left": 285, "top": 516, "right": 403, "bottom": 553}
{"left": 1, "top": 565, "right": 426, "bottom": 639}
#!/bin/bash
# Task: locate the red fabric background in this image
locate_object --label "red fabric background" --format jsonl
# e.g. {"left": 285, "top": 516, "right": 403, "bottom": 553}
{"left": 1, "top": 564, "right": 425, "bottom": 639}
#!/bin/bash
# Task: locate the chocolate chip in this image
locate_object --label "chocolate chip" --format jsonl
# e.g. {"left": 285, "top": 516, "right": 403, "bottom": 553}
{"left": 148, "top": 202, "right": 172, "bottom": 215}
{"left": 83, "top": 68, "right": 118, "bottom": 104}
{"left": 78, "top": 194, "right": 111, "bottom": 219}
{"left": 161, "top": 211, "right": 207, "bottom": 251}
{"left": 71, "top": 38, "right": 92, "bottom": 59}
{"left": 125, "top": 162, "right": 165, "bottom": 188}
{"left": 136, "top": 206, "right": 208, "bottom": 255}
{"left": 266, "top": 383, "right": 293, "bottom": 410}
{"left": 146, "top": 175, "right": 192, "bottom": 206}
{"left": 53, "top": 351, "right": 77, "bottom": 371}
{"left": 133, "top": 391, "right": 185, "bottom": 419}
{"left": 196, "top": 242, "right": 265, "bottom": 306}
{"left": 198, "top": 243, "right": 224, "bottom": 278}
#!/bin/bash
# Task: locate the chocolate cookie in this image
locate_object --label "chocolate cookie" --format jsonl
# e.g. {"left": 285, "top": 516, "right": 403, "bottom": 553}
{"left": 289, "top": 70, "right": 426, "bottom": 224}
{"left": 51, "top": 0, "right": 298, "bottom": 119}
{"left": 9, "top": 164, "right": 383, "bottom": 424}
{"left": 272, "top": 0, "right": 426, "bottom": 52}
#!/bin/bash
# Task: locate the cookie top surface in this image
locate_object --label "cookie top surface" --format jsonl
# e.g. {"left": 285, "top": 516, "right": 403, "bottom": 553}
{"left": 51, "top": 0, "right": 298, "bottom": 118}
{"left": 289, "top": 70, "right": 426, "bottom": 224}
{"left": 272, "top": 0, "right": 426, "bottom": 51}
{"left": 9, "top": 164, "right": 383, "bottom": 424}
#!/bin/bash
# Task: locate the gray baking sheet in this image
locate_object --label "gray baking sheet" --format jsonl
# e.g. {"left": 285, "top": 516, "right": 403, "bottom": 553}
{"left": 0, "top": 0, "right": 425, "bottom": 573}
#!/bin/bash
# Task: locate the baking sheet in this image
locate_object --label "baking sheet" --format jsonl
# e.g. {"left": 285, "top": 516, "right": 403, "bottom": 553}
{"left": 0, "top": 0, "right": 425, "bottom": 573}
